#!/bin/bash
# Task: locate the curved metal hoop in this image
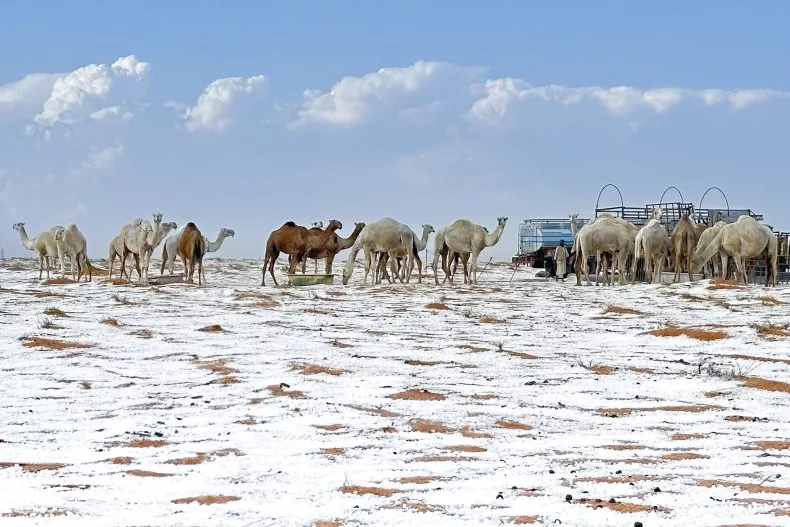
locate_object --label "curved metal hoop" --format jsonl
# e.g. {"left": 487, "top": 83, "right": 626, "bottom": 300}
{"left": 699, "top": 186, "right": 730, "bottom": 213}
{"left": 659, "top": 186, "right": 684, "bottom": 205}
{"left": 595, "top": 183, "right": 624, "bottom": 211}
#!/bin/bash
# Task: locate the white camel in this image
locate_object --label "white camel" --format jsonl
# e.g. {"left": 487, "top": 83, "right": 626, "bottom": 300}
{"left": 440, "top": 217, "right": 507, "bottom": 285}
{"left": 633, "top": 208, "right": 670, "bottom": 284}
{"left": 160, "top": 226, "right": 235, "bottom": 276}
{"left": 121, "top": 213, "right": 177, "bottom": 285}
{"left": 695, "top": 221, "right": 727, "bottom": 279}
{"left": 571, "top": 214, "right": 632, "bottom": 286}
{"left": 691, "top": 215, "right": 775, "bottom": 286}
{"left": 341, "top": 218, "right": 417, "bottom": 286}
{"left": 53, "top": 224, "right": 92, "bottom": 282}
{"left": 376, "top": 224, "right": 435, "bottom": 284}
{"left": 12, "top": 223, "right": 66, "bottom": 279}
{"left": 431, "top": 227, "right": 467, "bottom": 285}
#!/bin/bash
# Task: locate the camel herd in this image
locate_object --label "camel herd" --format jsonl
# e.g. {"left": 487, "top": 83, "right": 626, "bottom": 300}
{"left": 9, "top": 208, "right": 780, "bottom": 288}
{"left": 569, "top": 207, "right": 779, "bottom": 287}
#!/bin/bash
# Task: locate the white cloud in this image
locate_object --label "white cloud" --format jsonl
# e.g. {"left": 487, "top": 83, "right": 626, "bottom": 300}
{"left": 0, "top": 73, "right": 61, "bottom": 107}
{"left": 292, "top": 60, "right": 482, "bottom": 128}
{"left": 184, "top": 75, "right": 268, "bottom": 133}
{"left": 33, "top": 55, "right": 150, "bottom": 127}
{"left": 79, "top": 145, "right": 125, "bottom": 173}
{"left": 467, "top": 77, "right": 790, "bottom": 126}
{"left": 90, "top": 105, "right": 133, "bottom": 121}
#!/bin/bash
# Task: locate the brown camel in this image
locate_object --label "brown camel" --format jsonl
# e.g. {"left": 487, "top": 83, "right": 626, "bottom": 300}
{"left": 670, "top": 215, "right": 699, "bottom": 283}
{"left": 178, "top": 222, "right": 207, "bottom": 285}
{"left": 262, "top": 221, "right": 312, "bottom": 286}
{"left": 303, "top": 221, "right": 365, "bottom": 274}
{"left": 300, "top": 219, "right": 343, "bottom": 273}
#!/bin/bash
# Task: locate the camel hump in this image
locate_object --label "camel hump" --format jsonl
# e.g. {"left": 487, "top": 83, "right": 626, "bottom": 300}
{"left": 185, "top": 222, "right": 197, "bottom": 230}
{"left": 284, "top": 221, "right": 297, "bottom": 228}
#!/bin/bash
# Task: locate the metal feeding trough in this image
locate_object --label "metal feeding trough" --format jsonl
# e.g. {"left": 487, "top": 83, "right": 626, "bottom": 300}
{"left": 287, "top": 274, "right": 335, "bottom": 286}
{"left": 147, "top": 274, "right": 185, "bottom": 285}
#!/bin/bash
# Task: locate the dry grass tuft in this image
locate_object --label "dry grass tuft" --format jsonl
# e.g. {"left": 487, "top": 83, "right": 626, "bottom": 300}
{"left": 339, "top": 486, "right": 399, "bottom": 497}
{"left": 412, "top": 455, "right": 476, "bottom": 462}
{"left": 0, "top": 462, "right": 67, "bottom": 472}
{"left": 404, "top": 359, "right": 441, "bottom": 366}
{"left": 742, "top": 377, "right": 790, "bottom": 393}
{"left": 233, "top": 291, "right": 279, "bottom": 308}
{"left": 80, "top": 381, "right": 91, "bottom": 390}
{"left": 504, "top": 517, "right": 538, "bottom": 525}
{"left": 320, "top": 448, "right": 345, "bottom": 456}
{"left": 126, "top": 469, "right": 173, "bottom": 477}
{"left": 409, "top": 419, "right": 453, "bottom": 434}
{"left": 166, "top": 453, "right": 208, "bottom": 465}
{"left": 346, "top": 405, "right": 401, "bottom": 417}
{"left": 581, "top": 363, "right": 616, "bottom": 375}
{"left": 384, "top": 499, "right": 445, "bottom": 513}
{"left": 313, "top": 424, "right": 344, "bottom": 432}
{"left": 754, "top": 441, "right": 790, "bottom": 450}
{"left": 292, "top": 363, "right": 344, "bottom": 376}
{"left": 125, "top": 438, "right": 167, "bottom": 448}
{"left": 480, "top": 316, "right": 504, "bottom": 324}
{"left": 43, "top": 307, "right": 68, "bottom": 317}
{"left": 389, "top": 389, "right": 445, "bottom": 401}
{"left": 459, "top": 344, "right": 488, "bottom": 352}
{"left": 267, "top": 383, "right": 305, "bottom": 398}
{"left": 447, "top": 445, "right": 487, "bottom": 453}
{"left": 42, "top": 277, "right": 75, "bottom": 285}
{"left": 397, "top": 476, "right": 443, "bottom": 484}
{"left": 109, "top": 457, "right": 132, "bottom": 465}
{"left": 597, "top": 404, "right": 719, "bottom": 417}
{"left": 708, "top": 278, "right": 744, "bottom": 290}
{"left": 661, "top": 452, "right": 708, "bottom": 461}
{"left": 758, "top": 295, "right": 786, "bottom": 305}
{"left": 3, "top": 508, "right": 72, "bottom": 517}
{"left": 426, "top": 302, "right": 449, "bottom": 310}
{"left": 754, "top": 324, "right": 790, "bottom": 339}
{"left": 644, "top": 325, "right": 727, "bottom": 341}
{"left": 196, "top": 359, "right": 238, "bottom": 376}
{"left": 171, "top": 495, "right": 241, "bottom": 505}
{"left": 39, "top": 318, "right": 61, "bottom": 330}
{"left": 20, "top": 336, "right": 90, "bottom": 350}
{"left": 129, "top": 329, "right": 153, "bottom": 339}
{"left": 471, "top": 393, "right": 498, "bottom": 400}
{"left": 505, "top": 351, "right": 538, "bottom": 360}
{"left": 671, "top": 433, "right": 706, "bottom": 441}
{"left": 315, "top": 521, "right": 342, "bottom": 527}
{"left": 329, "top": 339, "right": 352, "bottom": 348}
{"left": 603, "top": 305, "right": 645, "bottom": 315}
{"left": 197, "top": 324, "right": 225, "bottom": 333}
{"left": 460, "top": 426, "right": 493, "bottom": 439}
{"left": 496, "top": 420, "right": 532, "bottom": 431}
{"left": 210, "top": 375, "right": 239, "bottom": 384}
{"left": 101, "top": 317, "right": 120, "bottom": 326}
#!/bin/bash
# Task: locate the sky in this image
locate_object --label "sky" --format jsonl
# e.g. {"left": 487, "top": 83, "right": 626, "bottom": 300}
{"left": 1, "top": 1, "right": 789, "bottom": 261}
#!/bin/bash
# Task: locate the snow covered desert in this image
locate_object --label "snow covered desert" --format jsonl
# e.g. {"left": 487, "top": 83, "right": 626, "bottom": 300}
{"left": 1, "top": 257, "right": 789, "bottom": 526}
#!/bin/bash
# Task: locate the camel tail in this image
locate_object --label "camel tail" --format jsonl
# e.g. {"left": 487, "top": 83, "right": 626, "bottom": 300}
{"left": 634, "top": 235, "right": 643, "bottom": 261}
{"left": 692, "top": 227, "right": 724, "bottom": 273}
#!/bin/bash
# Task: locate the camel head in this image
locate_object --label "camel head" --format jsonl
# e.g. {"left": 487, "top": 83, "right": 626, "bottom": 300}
{"left": 220, "top": 228, "right": 236, "bottom": 238}
{"left": 52, "top": 227, "right": 65, "bottom": 242}
{"left": 12, "top": 222, "right": 24, "bottom": 232}
{"left": 497, "top": 216, "right": 509, "bottom": 227}
{"left": 342, "top": 267, "right": 351, "bottom": 285}
{"left": 152, "top": 212, "right": 163, "bottom": 225}
{"left": 163, "top": 221, "right": 178, "bottom": 232}
{"left": 569, "top": 213, "right": 579, "bottom": 222}
{"left": 353, "top": 222, "right": 366, "bottom": 232}
{"left": 422, "top": 224, "right": 435, "bottom": 235}
{"left": 327, "top": 219, "right": 343, "bottom": 231}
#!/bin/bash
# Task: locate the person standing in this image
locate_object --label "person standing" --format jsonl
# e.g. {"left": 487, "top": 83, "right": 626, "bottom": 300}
{"left": 554, "top": 239, "right": 569, "bottom": 282}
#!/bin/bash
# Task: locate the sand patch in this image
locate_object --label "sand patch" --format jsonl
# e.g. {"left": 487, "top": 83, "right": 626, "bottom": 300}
{"left": 742, "top": 377, "right": 790, "bottom": 393}
{"left": 266, "top": 383, "right": 305, "bottom": 398}
{"left": 754, "top": 441, "right": 790, "bottom": 450}
{"left": 3, "top": 508, "right": 73, "bottom": 517}
{"left": 426, "top": 303, "right": 448, "bottom": 310}
{"left": 166, "top": 453, "right": 208, "bottom": 465}
{"left": 197, "top": 324, "right": 225, "bottom": 332}
{"left": 313, "top": 424, "right": 344, "bottom": 432}
{"left": 480, "top": 316, "right": 504, "bottom": 324}
{"left": 346, "top": 405, "right": 401, "bottom": 417}
{"left": 728, "top": 353, "right": 790, "bottom": 365}
{"left": 672, "top": 433, "right": 707, "bottom": 440}
{"left": 603, "top": 305, "right": 645, "bottom": 315}
{"left": 503, "top": 517, "right": 538, "bottom": 524}
{"left": 330, "top": 340, "right": 353, "bottom": 348}
{"left": 460, "top": 427, "right": 493, "bottom": 439}
{"left": 661, "top": 452, "right": 708, "bottom": 460}
{"left": 196, "top": 359, "right": 238, "bottom": 376}
{"left": 0, "top": 462, "right": 67, "bottom": 472}
{"left": 383, "top": 499, "right": 445, "bottom": 513}
{"left": 447, "top": 445, "right": 486, "bottom": 453}
{"left": 397, "top": 476, "right": 443, "bottom": 484}
{"left": 409, "top": 420, "right": 453, "bottom": 434}
{"left": 389, "top": 389, "right": 445, "bottom": 401}
{"left": 405, "top": 359, "right": 441, "bottom": 366}
{"left": 506, "top": 351, "right": 538, "bottom": 360}
{"left": 320, "top": 448, "right": 345, "bottom": 456}
{"left": 119, "top": 438, "right": 167, "bottom": 448}
{"left": 42, "top": 278, "right": 75, "bottom": 285}
{"left": 707, "top": 278, "right": 744, "bottom": 290}
{"left": 109, "top": 457, "right": 132, "bottom": 465}
{"left": 496, "top": 420, "right": 532, "bottom": 431}
{"left": 126, "top": 469, "right": 173, "bottom": 477}
{"left": 698, "top": 479, "right": 790, "bottom": 495}
{"left": 580, "top": 498, "right": 669, "bottom": 513}
{"left": 471, "top": 394, "right": 498, "bottom": 400}
{"left": 292, "top": 363, "right": 345, "bottom": 376}
{"left": 20, "top": 337, "right": 91, "bottom": 350}
{"left": 411, "top": 455, "right": 476, "bottom": 462}
{"left": 43, "top": 307, "right": 68, "bottom": 318}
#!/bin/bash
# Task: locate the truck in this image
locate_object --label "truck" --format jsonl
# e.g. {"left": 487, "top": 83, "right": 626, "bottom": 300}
{"left": 511, "top": 217, "right": 588, "bottom": 274}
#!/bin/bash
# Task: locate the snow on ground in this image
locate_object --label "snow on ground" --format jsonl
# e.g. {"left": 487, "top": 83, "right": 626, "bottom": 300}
{"left": 1, "top": 257, "right": 789, "bottom": 527}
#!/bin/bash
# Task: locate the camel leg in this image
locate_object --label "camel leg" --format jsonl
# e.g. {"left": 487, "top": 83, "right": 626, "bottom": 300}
{"left": 469, "top": 251, "right": 480, "bottom": 285}
{"left": 686, "top": 245, "right": 694, "bottom": 282}
{"left": 265, "top": 249, "right": 280, "bottom": 286}
{"left": 442, "top": 251, "right": 454, "bottom": 285}
{"left": 414, "top": 254, "right": 423, "bottom": 284}
{"left": 432, "top": 250, "right": 441, "bottom": 285}
{"left": 363, "top": 248, "right": 373, "bottom": 285}
{"left": 325, "top": 255, "right": 335, "bottom": 275}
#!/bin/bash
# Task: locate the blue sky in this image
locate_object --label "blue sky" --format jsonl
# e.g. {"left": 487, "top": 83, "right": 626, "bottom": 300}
{"left": 1, "top": 1, "right": 789, "bottom": 260}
